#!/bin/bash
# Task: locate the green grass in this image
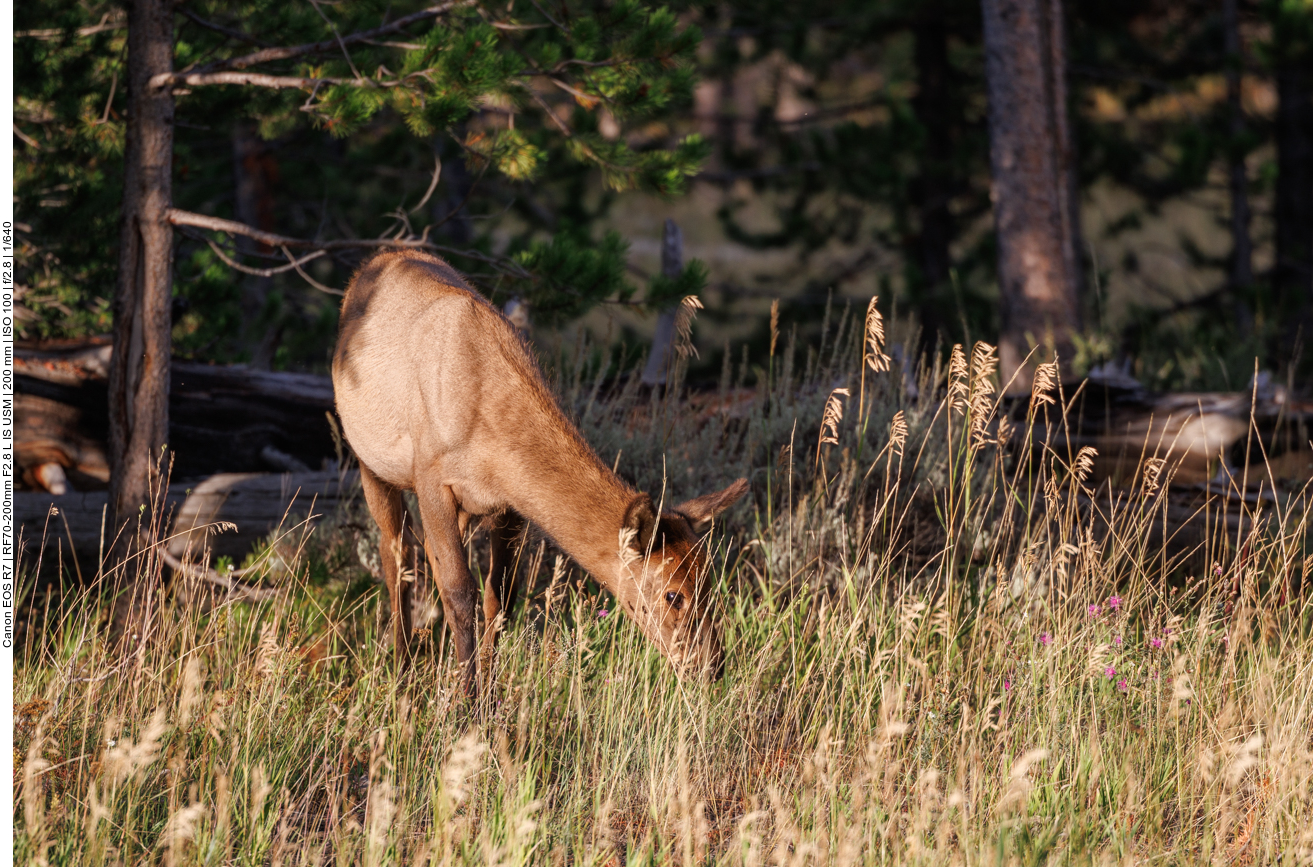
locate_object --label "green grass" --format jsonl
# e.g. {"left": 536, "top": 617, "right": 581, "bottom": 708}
{"left": 14, "top": 317, "right": 1313, "bottom": 865}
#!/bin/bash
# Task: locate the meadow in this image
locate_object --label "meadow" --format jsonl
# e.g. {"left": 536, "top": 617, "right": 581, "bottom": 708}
{"left": 14, "top": 304, "right": 1313, "bottom": 865}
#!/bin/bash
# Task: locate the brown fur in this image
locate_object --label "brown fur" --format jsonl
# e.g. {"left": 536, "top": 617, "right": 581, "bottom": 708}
{"left": 333, "top": 251, "right": 747, "bottom": 693}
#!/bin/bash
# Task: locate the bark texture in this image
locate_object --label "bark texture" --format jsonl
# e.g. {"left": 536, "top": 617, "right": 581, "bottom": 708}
{"left": 981, "top": 0, "right": 1083, "bottom": 392}
{"left": 232, "top": 122, "right": 281, "bottom": 368}
{"left": 109, "top": 0, "right": 175, "bottom": 535}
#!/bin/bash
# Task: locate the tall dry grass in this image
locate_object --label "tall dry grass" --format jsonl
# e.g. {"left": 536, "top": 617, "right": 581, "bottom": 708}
{"left": 14, "top": 301, "right": 1313, "bottom": 865}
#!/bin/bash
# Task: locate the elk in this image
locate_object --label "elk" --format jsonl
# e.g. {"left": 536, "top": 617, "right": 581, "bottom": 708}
{"left": 333, "top": 251, "right": 748, "bottom": 694}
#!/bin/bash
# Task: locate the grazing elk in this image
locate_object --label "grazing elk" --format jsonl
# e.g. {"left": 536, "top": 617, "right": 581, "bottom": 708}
{"left": 333, "top": 251, "right": 747, "bottom": 693}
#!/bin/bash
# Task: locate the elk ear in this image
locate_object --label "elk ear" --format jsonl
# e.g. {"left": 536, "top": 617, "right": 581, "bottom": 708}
{"left": 676, "top": 478, "right": 750, "bottom": 535}
{"left": 622, "top": 493, "right": 658, "bottom": 552}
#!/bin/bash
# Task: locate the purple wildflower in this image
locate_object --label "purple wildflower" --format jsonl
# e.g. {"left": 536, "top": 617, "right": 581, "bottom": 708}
{"left": 1104, "top": 665, "right": 1116, "bottom": 679}
{"left": 1004, "top": 678, "right": 1012, "bottom": 691}
{"left": 1107, "top": 595, "right": 1122, "bottom": 611}
{"left": 597, "top": 608, "right": 610, "bottom": 618}
{"left": 1039, "top": 632, "right": 1052, "bottom": 646}
{"left": 1150, "top": 638, "right": 1163, "bottom": 650}
{"left": 1117, "top": 679, "right": 1128, "bottom": 693}
{"left": 1114, "top": 635, "right": 1123, "bottom": 647}
{"left": 1088, "top": 604, "right": 1102, "bottom": 617}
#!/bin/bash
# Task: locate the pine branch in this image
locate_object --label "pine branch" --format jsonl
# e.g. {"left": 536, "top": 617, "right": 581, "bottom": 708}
{"left": 155, "top": 1, "right": 473, "bottom": 86}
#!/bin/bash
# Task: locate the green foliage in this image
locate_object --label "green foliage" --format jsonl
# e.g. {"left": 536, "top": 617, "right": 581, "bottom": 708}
{"left": 514, "top": 230, "right": 633, "bottom": 324}
{"left": 14, "top": 0, "right": 127, "bottom": 340}
{"left": 646, "top": 258, "right": 709, "bottom": 309}
{"left": 15, "top": 0, "right": 709, "bottom": 360}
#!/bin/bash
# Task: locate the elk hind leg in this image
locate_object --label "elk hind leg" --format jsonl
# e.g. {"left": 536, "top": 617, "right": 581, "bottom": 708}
{"left": 482, "top": 511, "right": 526, "bottom": 662}
{"left": 359, "top": 463, "right": 414, "bottom": 666}
{"left": 416, "top": 480, "right": 479, "bottom": 698}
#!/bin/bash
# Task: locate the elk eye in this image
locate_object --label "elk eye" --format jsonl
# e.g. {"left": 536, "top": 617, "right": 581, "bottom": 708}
{"left": 665, "top": 591, "right": 685, "bottom": 611}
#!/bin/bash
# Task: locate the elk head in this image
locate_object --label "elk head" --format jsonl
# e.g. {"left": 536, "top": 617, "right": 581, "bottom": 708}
{"left": 613, "top": 478, "right": 749, "bottom": 680}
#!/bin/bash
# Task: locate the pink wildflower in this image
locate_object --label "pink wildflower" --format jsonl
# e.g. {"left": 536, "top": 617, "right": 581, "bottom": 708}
{"left": 1004, "top": 678, "right": 1012, "bottom": 691}
{"left": 1107, "top": 595, "right": 1122, "bottom": 610}
{"left": 1039, "top": 632, "right": 1052, "bottom": 646}
{"left": 1114, "top": 635, "right": 1123, "bottom": 647}
{"left": 1117, "top": 679, "right": 1128, "bottom": 693}
{"left": 1104, "top": 665, "right": 1116, "bottom": 679}
{"left": 1150, "top": 638, "right": 1163, "bottom": 650}
{"left": 1088, "top": 604, "right": 1101, "bottom": 617}
{"left": 597, "top": 608, "right": 609, "bottom": 618}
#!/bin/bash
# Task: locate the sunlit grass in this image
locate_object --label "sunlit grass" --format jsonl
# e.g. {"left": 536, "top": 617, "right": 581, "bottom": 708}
{"left": 14, "top": 313, "right": 1313, "bottom": 865}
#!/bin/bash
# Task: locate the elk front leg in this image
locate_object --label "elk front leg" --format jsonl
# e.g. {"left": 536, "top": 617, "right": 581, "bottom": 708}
{"left": 359, "top": 463, "right": 413, "bottom": 666}
{"left": 481, "top": 511, "right": 526, "bottom": 665}
{"left": 416, "top": 480, "right": 479, "bottom": 698}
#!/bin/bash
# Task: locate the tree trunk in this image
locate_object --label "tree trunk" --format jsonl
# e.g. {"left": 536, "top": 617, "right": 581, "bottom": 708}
{"left": 232, "top": 122, "right": 280, "bottom": 368}
{"left": 981, "top": 0, "right": 1084, "bottom": 392}
{"left": 911, "top": 7, "right": 955, "bottom": 358}
{"left": 108, "top": 0, "right": 174, "bottom": 538}
{"left": 1224, "top": 0, "right": 1254, "bottom": 335}
{"left": 642, "top": 219, "right": 683, "bottom": 387}
{"left": 432, "top": 133, "right": 475, "bottom": 246}
{"left": 1274, "top": 19, "right": 1313, "bottom": 353}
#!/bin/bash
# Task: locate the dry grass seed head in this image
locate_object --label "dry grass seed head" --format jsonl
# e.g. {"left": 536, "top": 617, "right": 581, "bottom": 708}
{"left": 819, "top": 388, "right": 850, "bottom": 446}
{"left": 996, "top": 749, "right": 1050, "bottom": 813}
{"left": 969, "top": 342, "right": 998, "bottom": 397}
{"left": 1072, "top": 446, "right": 1098, "bottom": 488}
{"left": 161, "top": 802, "right": 209, "bottom": 866}
{"left": 1142, "top": 456, "right": 1167, "bottom": 495}
{"left": 996, "top": 414, "right": 1013, "bottom": 447}
{"left": 443, "top": 730, "right": 488, "bottom": 807}
{"left": 968, "top": 342, "right": 999, "bottom": 444}
{"left": 888, "top": 411, "right": 908, "bottom": 457}
{"left": 617, "top": 527, "right": 640, "bottom": 570}
{"left": 948, "top": 345, "right": 969, "bottom": 412}
{"left": 103, "top": 710, "right": 169, "bottom": 786}
{"left": 1031, "top": 361, "right": 1059, "bottom": 408}
{"left": 674, "top": 295, "right": 703, "bottom": 360}
{"left": 177, "top": 656, "right": 204, "bottom": 731}
{"left": 864, "top": 297, "right": 890, "bottom": 373}
{"left": 769, "top": 300, "right": 780, "bottom": 357}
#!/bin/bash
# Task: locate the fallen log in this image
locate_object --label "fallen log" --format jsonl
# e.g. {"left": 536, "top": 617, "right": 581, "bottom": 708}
{"left": 16, "top": 470, "right": 360, "bottom": 577}
{"left": 1017, "top": 379, "right": 1313, "bottom": 487}
{"left": 15, "top": 340, "right": 339, "bottom": 491}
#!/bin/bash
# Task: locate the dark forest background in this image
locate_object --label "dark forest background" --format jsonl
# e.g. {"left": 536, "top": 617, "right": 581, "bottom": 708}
{"left": 15, "top": 0, "right": 1313, "bottom": 391}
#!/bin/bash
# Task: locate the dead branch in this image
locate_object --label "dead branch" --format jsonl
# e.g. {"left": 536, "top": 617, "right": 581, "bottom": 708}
{"left": 177, "top": 8, "right": 273, "bottom": 47}
{"left": 166, "top": 208, "right": 531, "bottom": 276}
{"left": 162, "top": 71, "right": 351, "bottom": 90}
{"left": 158, "top": 547, "right": 280, "bottom": 601}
